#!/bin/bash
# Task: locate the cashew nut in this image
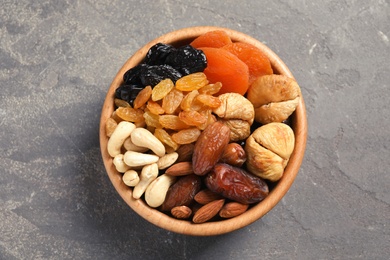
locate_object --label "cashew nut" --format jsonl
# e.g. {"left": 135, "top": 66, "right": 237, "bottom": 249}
{"left": 133, "top": 163, "right": 158, "bottom": 199}
{"left": 107, "top": 121, "right": 136, "bottom": 157}
{"left": 145, "top": 174, "right": 176, "bottom": 208}
{"left": 130, "top": 128, "right": 166, "bottom": 157}
{"left": 122, "top": 170, "right": 140, "bottom": 187}
{"left": 157, "top": 152, "right": 179, "bottom": 170}
{"left": 123, "top": 151, "right": 159, "bottom": 167}
{"left": 123, "top": 137, "right": 149, "bottom": 153}
{"left": 113, "top": 154, "right": 130, "bottom": 173}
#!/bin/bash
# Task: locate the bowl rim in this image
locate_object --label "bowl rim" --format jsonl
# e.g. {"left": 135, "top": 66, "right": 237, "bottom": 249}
{"left": 99, "top": 26, "right": 307, "bottom": 236}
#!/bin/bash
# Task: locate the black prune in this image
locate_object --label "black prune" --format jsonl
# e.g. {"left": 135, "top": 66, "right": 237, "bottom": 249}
{"left": 144, "top": 43, "right": 176, "bottom": 65}
{"left": 165, "top": 45, "right": 207, "bottom": 75}
{"left": 115, "top": 84, "right": 144, "bottom": 106}
{"left": 139, "top": 64, "right": 182, "bottom": 86}
{"left": 123, "top": 64, "right": 148, "bottom": 84}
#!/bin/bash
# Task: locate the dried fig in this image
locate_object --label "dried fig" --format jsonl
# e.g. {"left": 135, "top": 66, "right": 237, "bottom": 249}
{"left": 245, "top": 122, "right": 295, "bottom": 181}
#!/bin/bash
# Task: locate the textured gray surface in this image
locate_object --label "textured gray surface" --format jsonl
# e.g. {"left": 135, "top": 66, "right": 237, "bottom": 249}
{"left": 1, "top": 0, "right": 389, "bottom": 259}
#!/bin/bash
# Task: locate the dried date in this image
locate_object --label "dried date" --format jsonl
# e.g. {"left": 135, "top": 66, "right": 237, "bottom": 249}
{"left": 205, "top": 163, "right": 269, "bottom": 204}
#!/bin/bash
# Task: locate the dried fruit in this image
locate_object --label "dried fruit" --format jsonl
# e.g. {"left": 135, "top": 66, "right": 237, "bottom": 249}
{"left": 160, "top": 174, "right": 202, "bottom": 212}
{"left": 196, "top": 94, "right": 221, "bottom": 108}
{"left": 247, "top": 74, "right": 301, "bottom": 124}
{"left": 192, "top": 121, "right": 230, "bottom": 176}
{"left": 162, "top": 88, "right": 184, "bottom": 114}
{"left": 198, "top": 82, "right": 222, "bottom": 95}
{"left": 212, "top": 93, "right": 254, "bottom": 125}
{"left": 165, "top": 45, "right": 207, "bottom": 75}
{"left": 176, "top": 143, "right": 194, "bottom": 162}
{"left": 159, "top": 115, "right": 190, "bottom": 130}
{"left": 143, "top": 110, "right": 162, "bottom": 128}
{"left": 171, "top": 206, "right": 192, "bottom": 219}
{"left": 245, "top": 123, "right": 295, "bottom": 181}
{"left": 105, "top": 117, "right": 118, "bottom": 137}
{"left": 133, "top": 85, "right": 152, "bottom": 109}
{"left": 151, "top": 78, "right": 174, "bottom": 101}
{"left": 190, "top": 30, "right": 232, "bottom": 48}
{"left": 114, "top": 98, "right": 131, "bottom": 108}
{"left": 219, "top": 202, "right": 249, "bottom": 218}
{"left": 205, "top": 163, "right": 269, "bottom": 204}
{"left": 192, "top": 199, "right": 225, "bottom": 224}
{"left": 115, "top": 84, "right": 144, "bottom": 107}
{"left": 144, "top": 43, "right": 176, "bottom": 65}
{"left": 116, "top": 107, "right": 145, "bottom": 123}
{"left": 146, "top": 100, "right": 165, "bottom": 115}
{"left": 172, "top": 128, "right": 201, "bottom": 144}
{"left": 222, "top": 42, "right": 273, "bottom": 85}
{"left": 140, "top": 64, "right": 182, "bottom": 86}
{"left": 154, "top": 128, "right": 179, "bottom": 151}
{"left": 199, "top": 47, "right": 249, "bottom": 95}
{"left": 220, "top": 142, "right": 246, "bottom": 167}
{"left": 180, "top": 90, "right": 199, "bottom": 111}
{"left": 178, "top": 110, "right": 206, "bottom": 127}
{"left": 175, "top": 72, "right": 209, "bottom": 91}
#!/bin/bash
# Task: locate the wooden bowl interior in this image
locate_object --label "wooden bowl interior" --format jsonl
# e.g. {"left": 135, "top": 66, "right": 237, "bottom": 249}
{"left": 99, "top": 26, "right": 307, "bottom": 236}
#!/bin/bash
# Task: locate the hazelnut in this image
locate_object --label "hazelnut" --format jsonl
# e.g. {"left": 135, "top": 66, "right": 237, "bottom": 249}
{"left": 245, "top": 123, "right": 295, "bottom": 181}
{"left": 247, "top": 74, "right": 301, "bottom": 124}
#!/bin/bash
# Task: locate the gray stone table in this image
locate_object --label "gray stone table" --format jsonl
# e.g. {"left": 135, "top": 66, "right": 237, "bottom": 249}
{"left": 1, "top": 0, "right": 389, "bottom": 259}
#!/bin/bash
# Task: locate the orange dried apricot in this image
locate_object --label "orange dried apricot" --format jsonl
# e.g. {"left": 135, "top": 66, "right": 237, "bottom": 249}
{"left": 222, "top": 42, "right": 273, "bottom": 85}
{"left": 199, "top": 47, "right": 249, "bottom": 95}
{"left": 190, "top": 30, "right": 232, "bottom": 48}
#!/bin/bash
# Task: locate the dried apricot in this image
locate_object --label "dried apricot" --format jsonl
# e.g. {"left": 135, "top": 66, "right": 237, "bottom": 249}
{"left": 190, "top": 30, "right": 232, "bottom": 48}
{"left": 159, "top": 115, "right": 190, "bottom": 130}
{"left": 178, "top": 110, "right": 207, "bottom": 127}
{"left": 133, "top": 85, "right": 152, "bottom": 109}
{"left": 175, "top": 72, "right": 208, "bottom": 91}
{"left": 172, "top": 128, "right": 201, "bottom": 144}
{"left": 199, "top": 47, "right": 249, "bottom": 95}
{"left": 152, "top": 78, "right": 174, "bottom": 101}
{"left": 162, "top": 88, "right": 184, "bottom": 114}
{"left": 222, "top": 42, "right": 273, "bottom": 85}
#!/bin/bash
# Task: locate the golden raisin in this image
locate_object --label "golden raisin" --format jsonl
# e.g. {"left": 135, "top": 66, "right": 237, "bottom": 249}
{"left": 198, "top": 82, "right": 223, "bottom": 95}
{"left": 105, "top": 117, "right": 118, "bottom": 137}
{"left": 172, "top": 128, "right": 201, "bottom": 144}
{"left": 159, "top": 115, "right": 190, "bottom": 130}
{"left": 152, "top": 78, "right": 174, "bottom": 101}
{"left": 154, "top": 128, "right": 179, "bottom": 150}
{"left": 143, "top": 110, "right": 162, "bottom": 128}
{"left": 180, "top": 90, "right": 199, "bottom": 111}
{"left": 162, "top": 88, "right": 184, "bottom": 114}
{"left": 133, "top": 85, "right": 152, "bottom": 109}
{"left": 196, "top": 94, "right": 221, "bottom": 108}
{"left": 114, "top": 98, "right": 131, "bottom": 108}
{"left": 175, "top": 72, "right": 209, "bottom": 91}
{"left": 178, "top": 110, "right": 207, "bottom": 127}
{"left": 116, "top": 107, "right": 144, "bottom": 122}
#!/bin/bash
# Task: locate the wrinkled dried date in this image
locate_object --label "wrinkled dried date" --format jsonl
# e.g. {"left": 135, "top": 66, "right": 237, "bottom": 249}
{"left": 205, "top": 163, "right": 269, "bottom": 204}
{"left": 160, "top": 174, "right": 202, "bottom": 212}
{"left": 192, "top": 121, "right": 230, "bottom": 176}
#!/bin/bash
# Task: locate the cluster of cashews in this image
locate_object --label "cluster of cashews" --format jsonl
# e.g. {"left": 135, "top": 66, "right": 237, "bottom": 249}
{"left": 107, "top": 121, "right": 179, "bottom": 208}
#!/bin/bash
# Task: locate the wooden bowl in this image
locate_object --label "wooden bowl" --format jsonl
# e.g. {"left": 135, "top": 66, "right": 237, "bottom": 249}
{"left": 99, "top": 26, "right": 307, "bottom": 236}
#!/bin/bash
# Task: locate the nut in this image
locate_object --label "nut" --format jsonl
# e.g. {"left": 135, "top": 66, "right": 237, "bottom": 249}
{"left": 113, "top": 154, "right": 131, "bottom": 173}
{"left": 145, "top": 174, "right": 177, "bottom": 208}
{"left": 176, "top": 143, "right": 194, "bottom": 163}
{"left": 132, "top": 163, "right": 158, "bottom": 199}
{"left": 247, "top": 74, "right": 301, "bottom": 124}
{"left": 123, "top": 137, "right": 149, "bottom": 153}
{"left": 123, "top": 151, "right": 159, "bottom": 167}
{"left": 192, "top": 121, "right": 230, "bottom": 176}
{"left": 245, "top": 122, "right": 295, "bottom": 181}
{"left": 122, "top": 169, "right": 140, "bottom": 187}
{"left": 157, "top": 152, "right": 179, "bottom": 170}
{"left": 171, "top": 206, "right": 192, "bottom": 219}
{"left": 130, "top": 127, "right": 166, "bottom": 157}
{"left": 165, "top": 161, "right": 194, "bottom": 176}
{"left": 219, "top": 202, "right": 249, "bottom": 218}
{"left": 194, "top": 189, "right": 224, "bottom": 205}
{"left": 192, "top": 199, "right": 225, "bottom": 224}
{"left": 107, "top": 121, "right": 136, "bottom": 157}
{"left": 220, "top": 143, "right": 246, "bottom": 167}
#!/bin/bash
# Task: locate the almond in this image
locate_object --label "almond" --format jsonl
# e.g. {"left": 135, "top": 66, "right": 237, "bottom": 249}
{"left": 192, "top": 199, "right": 225, "bottom": 224}
{"left": 194, "top": 189, "right": 224, "bottom": 205}
{"left": 219, "top": 201, "right": 249, "bottom": 218}
{"left": 165, "top": 161, "right": 194, "bottom": 176}
{"left": 171, "top": 205, "right": 192, "bottom": 219}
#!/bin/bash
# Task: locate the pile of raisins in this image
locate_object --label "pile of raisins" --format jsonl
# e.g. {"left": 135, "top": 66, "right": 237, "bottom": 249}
{"left": 115, "top": 43, "right": 207, "bottom": 106}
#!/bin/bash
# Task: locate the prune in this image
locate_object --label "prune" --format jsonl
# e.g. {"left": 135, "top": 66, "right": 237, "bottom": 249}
{"left": 140, "top": 64, "right": 182, "bottom": 86}
{"left": 144, "top": 43, "right": 176, "bottom": 65}
{"left": 123, "top": 64, "right": 148, "bottom": 84}
{"left": 115, "top": 84, "right": 144, "bottom": 106}
{"left": 165, "top": 45, "right": 207, "bottom": 75}
{"left": 205, "top": 163, "right": 269, "bottom": 204}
